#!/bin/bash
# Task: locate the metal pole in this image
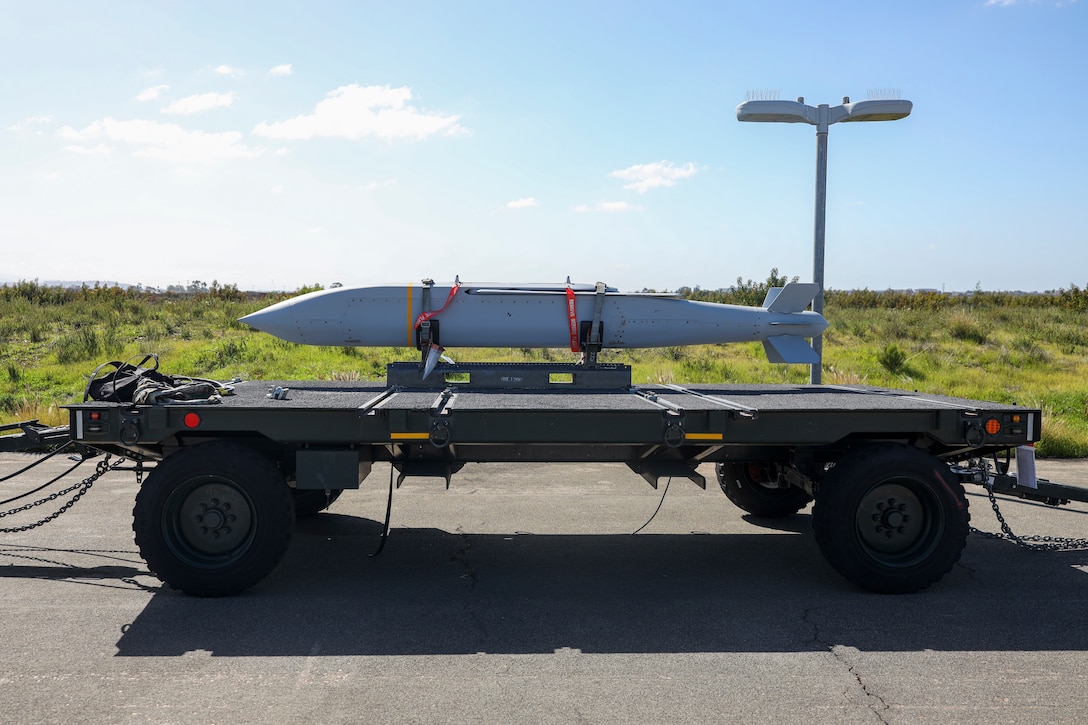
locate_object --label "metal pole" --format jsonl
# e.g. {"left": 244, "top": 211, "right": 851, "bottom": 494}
{"left": 811, "top": 106, "right": 829, "bottom": 385}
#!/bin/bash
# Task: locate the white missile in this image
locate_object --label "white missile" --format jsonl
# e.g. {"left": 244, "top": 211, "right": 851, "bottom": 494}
{"left": 239, "top": 280, "right": 829, "bottom": 364}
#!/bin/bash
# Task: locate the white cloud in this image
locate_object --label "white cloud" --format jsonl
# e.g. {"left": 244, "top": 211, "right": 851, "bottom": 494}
{"left": 161, "top": 92, "right": 235, "bottom": 115}
{"left": 136, "top": 85, "right": 169, "bottom": 102}
{"left": 215, "top": 64, "right": 243, "bottom": 77}
{"left": 7, "top": 115, "right": 52, "bottom": 131}
{"left": 63, "top": 144, "right": 112, "bottom": 155}
{"left": 610, "top": 161, "right": 698, "bottom": 194}
{"left": 269, "top": 64, "right": 293, "bottom": 77}
{"left": 573, "top": 201, "right": 640, "bottom": 213}
{"left": 253, "top": 84, "right": 463, "bottom": 141}
{"left": 507, "top": 197, "right": 538, "bottom": 209}
{"left": 56, "top": 117, "right": 262, "bottom": 164}
{"left": 55, "top": 126, "right": 84, "bottom": 141}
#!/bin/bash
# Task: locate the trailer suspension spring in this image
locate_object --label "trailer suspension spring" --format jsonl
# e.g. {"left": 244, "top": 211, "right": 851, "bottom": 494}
{"left": 0, "top": 449, "right": 127, "bottom": 533}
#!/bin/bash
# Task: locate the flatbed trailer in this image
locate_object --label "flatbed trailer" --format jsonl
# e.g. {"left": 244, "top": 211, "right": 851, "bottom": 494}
{"left": 51, "top": 361, "right": 1070, "bottom": 597}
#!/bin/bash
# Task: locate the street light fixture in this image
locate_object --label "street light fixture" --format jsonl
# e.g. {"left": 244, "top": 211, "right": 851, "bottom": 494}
{"left": 736, "top": 95, "right": 912, "bottom": 384}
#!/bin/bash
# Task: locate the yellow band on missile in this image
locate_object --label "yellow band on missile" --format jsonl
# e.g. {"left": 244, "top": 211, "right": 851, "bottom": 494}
{"left": 406, "top": 282, "right": 414, "bottom": 346}
{"left": 390, "top": 432, "right": 431, "bottom": 441}
{"left": 685, "top": 432, "right": 724, "bottom": 441}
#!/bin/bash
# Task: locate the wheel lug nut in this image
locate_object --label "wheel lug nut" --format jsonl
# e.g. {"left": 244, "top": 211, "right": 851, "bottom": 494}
{"left": 199, "top": 527, "right": 208, "bottom": 535}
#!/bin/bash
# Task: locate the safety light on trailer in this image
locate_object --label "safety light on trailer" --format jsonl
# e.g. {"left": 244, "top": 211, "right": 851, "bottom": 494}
{"left": 183, "top": 412, "right": 202, "bottom": 429}
{"left": 984, "top": 418, "right": 1001, "bottom": 436}
{"left": 89, "top": 411, "right": 102, "bottom": 421}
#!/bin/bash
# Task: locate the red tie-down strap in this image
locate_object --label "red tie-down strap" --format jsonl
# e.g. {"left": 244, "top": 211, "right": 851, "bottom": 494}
{"left": 414, "top": 282, "right": 461, "bottom": 329}
{"left": 565, "top": 287, "right": 579, "bottom": 352}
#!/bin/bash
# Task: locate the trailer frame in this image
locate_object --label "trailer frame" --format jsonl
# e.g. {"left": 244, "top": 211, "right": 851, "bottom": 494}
{"left": 34, "top": 360, "right": 1078, "bottom": 596}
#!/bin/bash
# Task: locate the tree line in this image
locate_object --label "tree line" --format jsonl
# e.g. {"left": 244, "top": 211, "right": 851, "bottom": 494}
{"left": 5, "top": 273, "right": 1088, "bottom": 311}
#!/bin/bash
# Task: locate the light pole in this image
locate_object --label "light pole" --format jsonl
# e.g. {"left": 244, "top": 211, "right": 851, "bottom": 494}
{"left": 736, "top": 96, "right": 912, "bottom": 384}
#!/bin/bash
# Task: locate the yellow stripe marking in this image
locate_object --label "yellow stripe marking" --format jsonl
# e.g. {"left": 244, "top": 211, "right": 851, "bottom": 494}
{"left": 685, "top": 432, "right": 724, "bottom": 441}
{"left": 406, "top": 282, "right": 414, "bottom": 346}
{"left": 391, "top": 432, "right": 431, "bottom": 441}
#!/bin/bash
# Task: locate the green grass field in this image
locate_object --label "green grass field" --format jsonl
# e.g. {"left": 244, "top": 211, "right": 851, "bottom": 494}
{"left": 2, "top": 278, "right": 1086, "bottom": 456}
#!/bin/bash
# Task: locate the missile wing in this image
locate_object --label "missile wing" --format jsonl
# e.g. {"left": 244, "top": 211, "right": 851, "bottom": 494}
{"left": 239, "top": 280, "right": 828, "bottom": 364}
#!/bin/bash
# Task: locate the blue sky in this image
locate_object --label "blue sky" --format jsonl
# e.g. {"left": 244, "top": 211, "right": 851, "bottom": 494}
{"left": 2, "top": 0, "right": 1085, "bottom": 292}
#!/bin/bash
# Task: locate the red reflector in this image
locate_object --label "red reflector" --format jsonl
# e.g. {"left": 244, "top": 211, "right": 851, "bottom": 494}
{"left": 183, "top": 412, "right": 202, "bottom": 429}
{"left": 984, "top": 418, "right": 1001, "bottom": 435}
{"left": 89, "top": 411, "right": 102, "bottom": 421}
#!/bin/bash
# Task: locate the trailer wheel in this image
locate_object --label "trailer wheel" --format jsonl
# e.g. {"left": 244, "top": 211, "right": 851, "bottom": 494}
{"left": 133, "top": 443, "right": 294, "bottom": 597}
{"left": 812, "top": 444, "right": 969, "bottom": 594}
{"left": 716, "top": 462, "right": 812, "bottom": 518}
{"left": 292, "top": 488, "right": 344, "bottom": 517}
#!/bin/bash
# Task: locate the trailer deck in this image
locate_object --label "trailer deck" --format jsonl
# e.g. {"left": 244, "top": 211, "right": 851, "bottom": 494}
{"left": 69, "top": 366, "right": 1037, "bottom": 470}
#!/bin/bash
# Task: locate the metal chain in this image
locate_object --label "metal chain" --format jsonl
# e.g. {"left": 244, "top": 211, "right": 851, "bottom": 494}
{"left": 972, "top": 480, "right": 1088, "bottom": 552}
{"left": 0, "top": 454, "right": 126, "bottom": 533}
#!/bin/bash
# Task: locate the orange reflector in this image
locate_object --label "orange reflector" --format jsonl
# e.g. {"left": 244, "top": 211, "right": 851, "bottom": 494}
{"left": 183, "top": 412, "right": 202, "bottom": 429}
{"left": 984, "top": 418, "right": 1001, "bottom": 435}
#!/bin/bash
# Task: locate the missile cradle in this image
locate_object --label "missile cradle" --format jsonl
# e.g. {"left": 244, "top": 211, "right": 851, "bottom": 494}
{"left": 240, "top": 280, "right": 829, "bottom": 366}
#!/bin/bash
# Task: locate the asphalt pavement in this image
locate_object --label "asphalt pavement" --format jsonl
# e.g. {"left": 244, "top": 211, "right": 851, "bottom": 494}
{"left": 2, "top": 452, "right": 1088, "bottom": 724}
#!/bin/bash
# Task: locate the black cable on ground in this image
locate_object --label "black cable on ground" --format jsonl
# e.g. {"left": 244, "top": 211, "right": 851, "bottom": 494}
{"left": 631, "top": 476, "right": 672, "bottom": 535}
{"left": 369, "top": 464, "right": 396, "bottom": 557}
{"left": 0, "top": 443, "right": 72, "bottom": 485}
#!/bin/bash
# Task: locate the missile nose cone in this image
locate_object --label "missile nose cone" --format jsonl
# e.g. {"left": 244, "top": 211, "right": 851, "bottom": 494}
{"left": 238, "top": 309, "right": 269, "bottom": 331}
{"left": 238, "top": 301, "right": 300, "bottom": 341}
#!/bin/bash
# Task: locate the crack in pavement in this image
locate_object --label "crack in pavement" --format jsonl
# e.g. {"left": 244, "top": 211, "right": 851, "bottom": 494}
{"left": 955, "top": 559, "right": 978, "bottom": 580}
{"left": 451, "top": 525, "right": 480, "bottom": 587}
{"left": 451, "top": 526, "right": 488, "bottom": 646}
{"left": 804, "top": 607, "right": 891, "bottom": 724}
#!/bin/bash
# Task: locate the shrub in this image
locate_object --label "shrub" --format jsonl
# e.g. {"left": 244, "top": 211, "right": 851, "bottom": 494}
{"left": 947, "top": 311, "right": 987, "bottom": 344}
{"left": 877, "top": 344, "right": 907, "bottom": 373}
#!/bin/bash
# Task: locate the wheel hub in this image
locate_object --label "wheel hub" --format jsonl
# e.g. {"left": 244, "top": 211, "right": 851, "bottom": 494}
{"left": 174, "top": 482, "right": 253, "bottom": 556}
{"left": 857, "top": 483, "right": 929, "bottom": 555}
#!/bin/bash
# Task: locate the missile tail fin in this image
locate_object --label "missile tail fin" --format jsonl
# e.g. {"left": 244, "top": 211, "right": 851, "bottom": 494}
{"left": 763, "top": 335, "right": 819, "bottom": 364}
{"left": 764, "top": 282, "right": 820, "bottom": 313}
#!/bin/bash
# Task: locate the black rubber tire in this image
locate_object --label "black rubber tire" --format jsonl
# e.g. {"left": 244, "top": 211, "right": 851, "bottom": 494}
{"left": 812, "top": 444, "right": 970, "bottom": 594}
{"left": 716, "top": 462, "right": 813, "bottom": 518}
{"left": 291, "top": 488, "right": 344, "bottom": 517}
{"left": 133, "top": 443, "right": 294, "bottom": 597}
